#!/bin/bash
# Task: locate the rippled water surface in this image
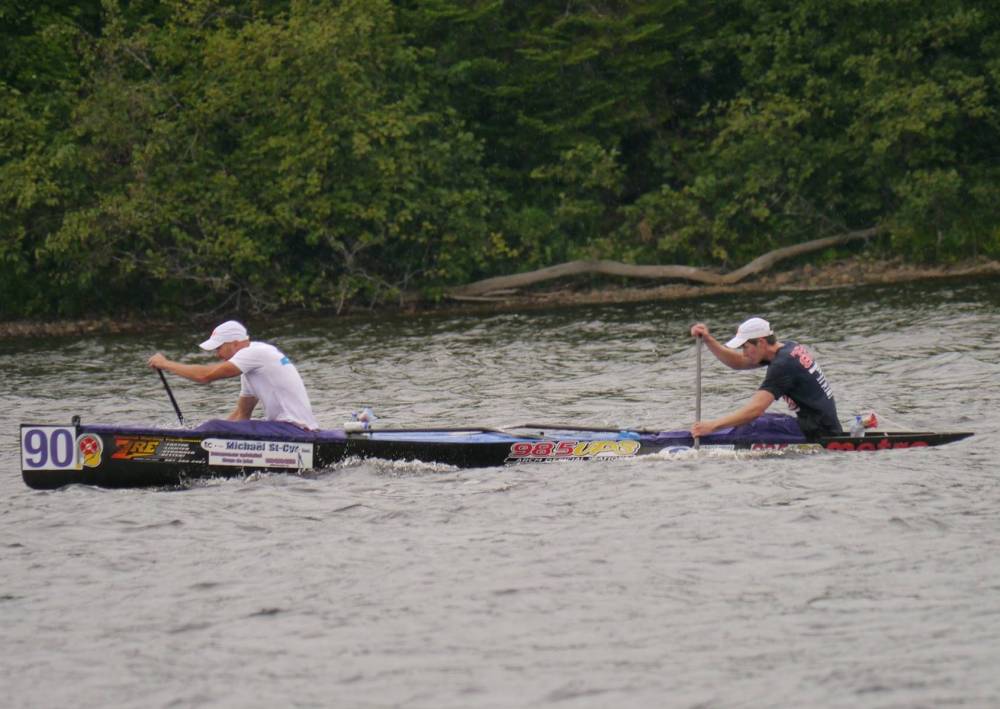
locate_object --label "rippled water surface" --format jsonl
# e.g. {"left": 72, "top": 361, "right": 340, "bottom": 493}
{"left": 3, "top": 280, "right": 1000, "bottom": 708}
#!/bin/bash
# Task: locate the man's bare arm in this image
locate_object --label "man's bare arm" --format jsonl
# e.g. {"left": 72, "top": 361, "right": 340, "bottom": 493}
{"left": 227, "top": 395, "right": 258, "bottom": 421}
{"left": 691, "top": 389, "right": 775, "bottom": 437}
{"left": 148, "top": 353, "right": 241, "bottom": 383}
{"left": 690, "top": 323, "right": 757, "bottom": 370}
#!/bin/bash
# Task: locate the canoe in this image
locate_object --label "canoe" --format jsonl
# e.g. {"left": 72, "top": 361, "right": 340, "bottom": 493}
{"left": 20, "top": 414, "right": 973, "bottom": 490}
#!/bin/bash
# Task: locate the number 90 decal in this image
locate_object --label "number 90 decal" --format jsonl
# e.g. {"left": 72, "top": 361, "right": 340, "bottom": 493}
{"left": 20, "top": 426, "right": 104, "bottom": 470}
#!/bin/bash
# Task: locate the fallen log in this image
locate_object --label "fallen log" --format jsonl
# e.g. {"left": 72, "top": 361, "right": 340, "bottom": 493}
{"left": 717, "top": 226, "right": 882, "bottom": 285}
{"left": 447, "top": 226, "right": 882, "bottom": 298}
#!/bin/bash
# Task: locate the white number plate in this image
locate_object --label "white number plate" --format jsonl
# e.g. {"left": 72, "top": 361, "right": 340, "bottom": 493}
{"left": 21, "top": 426, "right": 80, "bottom": 470}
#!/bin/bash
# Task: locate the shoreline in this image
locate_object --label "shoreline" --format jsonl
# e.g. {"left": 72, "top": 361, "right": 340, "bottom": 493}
{"left": 433, "top": 256, "right": 1000, "bottom": 313}
{"left": 3, "top": 256, "right": 998, "bottom": 339}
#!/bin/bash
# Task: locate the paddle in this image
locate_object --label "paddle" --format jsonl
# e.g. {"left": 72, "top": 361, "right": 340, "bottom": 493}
{"left": 156, "top": 368, "right": 186, "bottom": 427}
{"left": 694, "top": 335, "right": 702, "bottom": 450}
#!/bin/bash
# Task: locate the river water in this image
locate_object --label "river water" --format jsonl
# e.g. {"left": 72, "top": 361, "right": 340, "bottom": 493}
{"left": 3, "top": 279, "right": 999, "bottom": 708}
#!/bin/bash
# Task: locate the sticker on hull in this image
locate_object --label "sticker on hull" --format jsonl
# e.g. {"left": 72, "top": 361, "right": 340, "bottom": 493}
{"left": 201, "top": 438, "right": 314, "bottom": 469}
{"left": 112, "top": 436, "right": 203, "bottom": 464}
{"left": 77, "top": 434, "right": 103, "bottom": 467}
{"left": 507, "top": 439, "right": 640, "bottom": 462}
{"left": 21, "top": 427, "right": 106, "bottom": 470}
{"left": 824, "top": 439, "right": 929, "bottom": 451}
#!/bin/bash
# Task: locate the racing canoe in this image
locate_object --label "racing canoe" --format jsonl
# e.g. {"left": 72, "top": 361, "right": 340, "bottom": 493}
{"left": 19, "top": 414, "right": 973, "bottom": 490}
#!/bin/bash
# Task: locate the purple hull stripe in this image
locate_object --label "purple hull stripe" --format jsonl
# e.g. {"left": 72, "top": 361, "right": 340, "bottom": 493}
{"left": 86, "top": 419, "right": 347, "bottom": 441}
{"left": 193, "top": 419, "right": 348, "bottom": 441}
{"left": 83, "top": 413, "right": 804, "bottom": 445}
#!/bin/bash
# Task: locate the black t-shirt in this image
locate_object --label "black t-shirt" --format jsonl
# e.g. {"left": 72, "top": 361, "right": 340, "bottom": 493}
{"left": 758, "top": 341, "right": 842, "bottom": 439}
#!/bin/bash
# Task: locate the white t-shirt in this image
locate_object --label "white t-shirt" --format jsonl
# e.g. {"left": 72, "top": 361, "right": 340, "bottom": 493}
{"left": 229, "top": 341, "right": 319, "bottom": 430}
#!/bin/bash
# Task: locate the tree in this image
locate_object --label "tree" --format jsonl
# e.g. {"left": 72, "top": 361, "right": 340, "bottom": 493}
{"left": 33, "top": 0, "right": 495, "bottom": 314}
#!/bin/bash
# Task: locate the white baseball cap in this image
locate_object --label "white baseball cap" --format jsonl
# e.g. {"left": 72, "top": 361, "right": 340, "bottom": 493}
{"left": 725, "top": 317, "right": 773, "bottom": 348}
{"left": 199, "top": 320, "right": 249, "bottom": 350}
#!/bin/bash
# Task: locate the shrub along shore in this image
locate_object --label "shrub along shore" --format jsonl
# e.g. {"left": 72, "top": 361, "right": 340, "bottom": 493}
{"left": 2, "top": 256, "right": 997, "bottom": 340}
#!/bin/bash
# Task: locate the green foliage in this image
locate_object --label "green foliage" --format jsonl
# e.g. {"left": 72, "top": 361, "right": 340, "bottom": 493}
{"left": 2, "top": 0, "right": 999, "bottom": 319}
{"left": 7, "top": 0, "right": 494, "bottom": 315}
{"left": 399, "top": 0, "right": 712, "bottom": 267}
{"left": 677, "top": 0, "right": 1000, "bottom": 264}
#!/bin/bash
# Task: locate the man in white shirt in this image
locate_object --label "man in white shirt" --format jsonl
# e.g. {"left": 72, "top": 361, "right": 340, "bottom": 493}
{"left": 148, "top": 320, "right": 319, "bottom": 430}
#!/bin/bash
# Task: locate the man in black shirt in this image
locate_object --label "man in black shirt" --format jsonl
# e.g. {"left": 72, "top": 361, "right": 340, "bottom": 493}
{"left": 689, "top": 317, "right": 843, "bottom": 441}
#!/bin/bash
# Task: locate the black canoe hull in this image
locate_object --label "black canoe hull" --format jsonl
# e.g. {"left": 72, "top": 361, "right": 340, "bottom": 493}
{"left": 19, "top": 422, "right": 973, "bottom": 490}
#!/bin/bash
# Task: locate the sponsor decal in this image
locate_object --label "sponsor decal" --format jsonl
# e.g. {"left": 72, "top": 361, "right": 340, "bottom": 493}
{"left": 749, "top": 443, "right": 824, "bottom": 453}
{"left": 112, "top": 436, "right": 204, "bottom": 463}
{"left": 507, "top": 439, "right": 640, "bottom": 462}
{"left": 825, "top": 439, "right": 929, "bottom": 451}
{"left": 646, "top": 443, "right": 793, "bottom": 456}
{"left": 77, "top": 434, "right": 103, "bottom": 468}
{"left": 201, "top": 438, "right": 314, "bottom": 469}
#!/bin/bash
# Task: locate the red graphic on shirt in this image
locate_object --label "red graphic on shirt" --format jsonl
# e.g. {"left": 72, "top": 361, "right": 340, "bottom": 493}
{"left": 790, "top": 345, "right": 813, "bottom": 369}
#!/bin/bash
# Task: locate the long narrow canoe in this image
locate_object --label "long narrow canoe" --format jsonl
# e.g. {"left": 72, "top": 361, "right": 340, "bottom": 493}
{"left": 20, "top": 414, "right": 973, "bottom": 490}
